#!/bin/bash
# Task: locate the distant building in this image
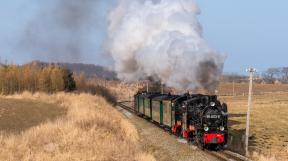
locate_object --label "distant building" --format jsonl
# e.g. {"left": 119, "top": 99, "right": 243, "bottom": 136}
{"left": 274, "top": 80, "right": 282, "bottom": 85}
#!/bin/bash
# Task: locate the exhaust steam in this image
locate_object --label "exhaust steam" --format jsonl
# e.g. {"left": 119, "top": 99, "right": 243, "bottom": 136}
{"left": 106, "top": 0, "right": 225, "bottom": 92}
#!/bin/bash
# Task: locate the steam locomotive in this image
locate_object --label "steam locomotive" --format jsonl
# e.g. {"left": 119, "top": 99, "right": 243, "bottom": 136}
{"left": 134, "top": 92, "right": 228, "bottom": 149}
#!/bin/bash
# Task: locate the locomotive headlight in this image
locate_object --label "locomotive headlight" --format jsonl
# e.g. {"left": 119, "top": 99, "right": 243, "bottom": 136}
{"left": 204, "top": 126, "right": 209, "bottom": 132}
{"left": 210, "top": 102, "right": 216, "bottom": 107}
{"left": 220, "top": 126, "right": 225, "bottom": 131}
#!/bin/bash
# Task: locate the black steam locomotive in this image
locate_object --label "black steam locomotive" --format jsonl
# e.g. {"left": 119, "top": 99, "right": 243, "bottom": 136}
{"left": 134, "top": 92, "right": 228, "bottom": 149}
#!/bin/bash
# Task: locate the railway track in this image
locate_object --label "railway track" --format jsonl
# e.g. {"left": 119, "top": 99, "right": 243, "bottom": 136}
{"left": 117, "top": 101, "right": 251, "bottom": 161}
{"left": 117, "top": 101, "right": 135, "bottom": 113}
{"left": 208, "top": 151, "right": 250, "bottom": 161}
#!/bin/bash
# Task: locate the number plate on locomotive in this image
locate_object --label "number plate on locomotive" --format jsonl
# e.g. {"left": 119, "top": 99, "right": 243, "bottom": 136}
{"left": 206, "top": 115, "right": 220, "bottom": 119}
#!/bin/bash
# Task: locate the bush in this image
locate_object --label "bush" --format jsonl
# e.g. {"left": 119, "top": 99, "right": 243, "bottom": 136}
{"left": 77, "top": 84, "right": 117, "bottom": 105}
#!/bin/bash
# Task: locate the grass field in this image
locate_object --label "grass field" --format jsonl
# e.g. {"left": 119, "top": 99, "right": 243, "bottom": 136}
{"left": 218, "top": 82, "right": 288, "bottom": 95}
{"left": 0, "top": 98, "right": 66, "bottom": 134}
{"left": 220, "top": 93, "right": 288, "bottom": 160}
{"left": 0, "top": 92, "right": 155, "bottom": 161}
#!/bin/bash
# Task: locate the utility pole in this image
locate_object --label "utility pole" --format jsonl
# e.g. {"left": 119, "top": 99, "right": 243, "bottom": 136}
{"left": 233, "top": 80, "right": 235, "bottom": 96}
{"left": 245, "top": 68, "right": 256, "bottom": 156}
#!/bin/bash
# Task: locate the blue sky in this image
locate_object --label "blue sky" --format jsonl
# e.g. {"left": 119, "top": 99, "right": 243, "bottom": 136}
{"left": 197, "top": 1, "right": 288, "bottom": 73}
{"left": 0, "top": 0, "right": 287, "bottom": 74}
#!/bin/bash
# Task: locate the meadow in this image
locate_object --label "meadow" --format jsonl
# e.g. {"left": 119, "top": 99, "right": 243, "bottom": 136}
{"left": 218, "top": 82, "right": 288, "bottom": 96}
{"left": 0, "top": 98, "right": 65, "bottom": 134}
{"left": 218, "top": 83, "right": 288, "bottom": 161}
{"left": 0, "top": 92, "right": 154, "bottom": 161}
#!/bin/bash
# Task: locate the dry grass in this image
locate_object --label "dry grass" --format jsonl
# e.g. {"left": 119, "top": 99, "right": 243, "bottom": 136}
{"left": 0, "top": 98, "right": 66, "bottom": 134}
{"left": 90, "top": 79, "right": 141, "bottom": 101}
{"left": 218, "top": 82, "right": 288, "bottom": 95}
{"left": 0, "top": 92, "right": 155, "bottom": 161}
{"left": 220, "top": 93, "right": 288, "bottom": 161}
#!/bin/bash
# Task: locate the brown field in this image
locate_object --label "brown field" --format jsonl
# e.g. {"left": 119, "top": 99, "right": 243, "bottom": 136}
{"left": 218, "top": 82, "right": 288, "bottom": 96}
{"left": 220, "top": 93, "right": 288, "bottom": 160}
{"left": 0, "top": 98, "right": 66, "bottom": 134}
{"left": 218, "top": 83, "right": 288, "bottom": 160}
{"left": 0, "top": 92, "right": 155, "bottom": 161}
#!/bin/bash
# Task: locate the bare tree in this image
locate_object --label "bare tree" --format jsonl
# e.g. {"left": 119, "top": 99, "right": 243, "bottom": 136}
{"left": 262, "top": 68, "right": 281, "bottom": 84}
{"left": 280, "top": 67, "right": 288, "bottom": 83}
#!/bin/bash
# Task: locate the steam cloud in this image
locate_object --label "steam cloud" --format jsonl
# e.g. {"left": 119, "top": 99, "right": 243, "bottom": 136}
{"left": 21, "top": 0, "right": 100, "bottom": 62}
{"left": 106, "top": 0, "right": 225, "bottom": 92}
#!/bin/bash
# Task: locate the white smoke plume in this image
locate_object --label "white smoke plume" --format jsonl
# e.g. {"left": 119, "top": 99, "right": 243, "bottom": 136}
{"left": 106, "top": 0, "right": 225, "bottom": 92}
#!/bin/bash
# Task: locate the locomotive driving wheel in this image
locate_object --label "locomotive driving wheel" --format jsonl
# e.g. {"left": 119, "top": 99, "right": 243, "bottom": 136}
{"left": 196, "top": 132, "right": 205, "bottom": 150}
{"left": 176, "top": 127, "right": 182, "bottom": 137}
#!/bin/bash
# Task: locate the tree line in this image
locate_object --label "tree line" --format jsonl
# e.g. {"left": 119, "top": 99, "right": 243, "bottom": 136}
{"left": 262, "top": 67, "right": 288, "bottom": 84}
{"left": 222, "top": 67, "right": 288, "bottom": 84}
{"left": 0, "top": 64, "right": 76, "bottom": 95}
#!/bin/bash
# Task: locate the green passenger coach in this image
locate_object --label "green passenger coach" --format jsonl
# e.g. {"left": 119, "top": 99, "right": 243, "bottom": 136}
{"left": 151, "top": 95, "right": 177, "bottom": 128}
{"left": 134, "top": 92, "right": 178, "bottom": 129}
{"left": 144, "top": 97, "right": 151, "bottom": 117}
{"left": 138, "top": 94, "right": 144, "bottom": 114}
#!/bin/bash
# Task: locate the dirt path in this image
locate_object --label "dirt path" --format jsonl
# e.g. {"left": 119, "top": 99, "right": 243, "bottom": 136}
{"left": 117, "top": 107, "right": 221, "bottom": 161}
